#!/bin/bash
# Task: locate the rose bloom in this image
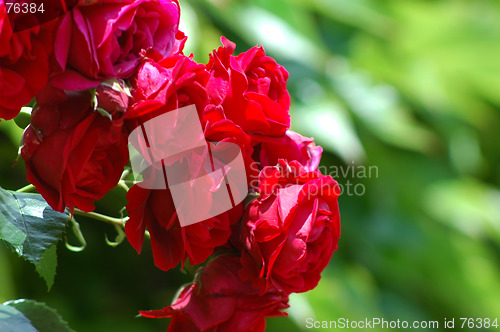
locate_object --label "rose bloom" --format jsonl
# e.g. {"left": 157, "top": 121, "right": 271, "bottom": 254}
{"left": 140, "top": 256, "right": 289, "bottom": 332}
{"left": 0, "top": 3, "right": 54, "bottom": 120}
{"left": 50, "top": 0, "right": 180, "bottom": 89}
{"left": 206, "top": 37, "right": 291, "bottom": 138}
{"left": 240, "top": 160, "right": 341, "bottom": 294}
{"left": 21, "top": 84, "right": 129, "bottom": 212}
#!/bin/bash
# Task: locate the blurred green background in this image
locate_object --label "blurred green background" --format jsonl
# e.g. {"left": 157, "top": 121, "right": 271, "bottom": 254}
{"left": 1, "top": 0, "right": 500, "bottom": 331}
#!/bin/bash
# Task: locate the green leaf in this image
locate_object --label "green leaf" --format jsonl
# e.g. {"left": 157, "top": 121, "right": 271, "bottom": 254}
{"left": 35, "top": 245, "right": 58, "bottom": 290}
{"left": 0, "top": 213, "right": 26, "bottom": 247}
{"left": 0, "top": 303, "right": 36, "bottom": 332}
{"left": 5, "top": 300, "right": 74, "bottom": 332}
{"left": 0, "top": 187, "right": 68, "bottom": 289}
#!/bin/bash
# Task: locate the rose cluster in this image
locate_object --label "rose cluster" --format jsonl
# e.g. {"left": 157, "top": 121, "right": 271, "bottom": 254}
{"left": 2, "top": 0, "right": 341, "bottom": 330}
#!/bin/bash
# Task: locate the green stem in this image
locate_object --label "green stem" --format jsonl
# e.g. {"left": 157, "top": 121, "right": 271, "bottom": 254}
{"left": 119, "top": 180, "right": 136, "bottom": 187}
{"left": 116, "top": 169, "right": 133, "bottom": 192}
{"left": 120, "top": 168, "right": 132, "bottom": 181}
{"left": 73, "top": 209, "right": 150, "bottom": 240}
{"left": 16, "top": 184, "right": 36, "bottom": 193}
{"left": 117, "top": 181, "right": 130, "bottom": 192}
{"left": 65, "top": 217, "right": 87, "bottom": 252}
{"left": 73, "top": 209, "right": 128, "bottom": 227}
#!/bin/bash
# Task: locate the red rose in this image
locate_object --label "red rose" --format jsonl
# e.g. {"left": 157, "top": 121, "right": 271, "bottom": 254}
{"left": 51, "top": 0, "right": 180, "bottom": 89}
{"left": 21, "top": 84, "right": 129, "bottom": 212}
{"left": 254, "top": 130, "right": 323, "bottom": 173}
{"left": 206, "top": 37, "right": 291, "bottom": 138}
{"left": 240, "top": 160, "right": 341, "bottom": 294}
{"left": 140, "top": 256, "right": 289, "bottom": 332}
{"left": 0, "top": 3, "right": 53, "bottom": 120}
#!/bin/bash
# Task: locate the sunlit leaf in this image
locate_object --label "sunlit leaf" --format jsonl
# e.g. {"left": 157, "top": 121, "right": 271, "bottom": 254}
{"left": 0, "top": 187, "right": 68, "bottom": 289}
{"left": 5, "top": 300, "right": 74, "bottom": 332}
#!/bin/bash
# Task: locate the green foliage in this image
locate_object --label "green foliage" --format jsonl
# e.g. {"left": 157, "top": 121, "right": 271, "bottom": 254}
{"left": 3, "top": 300, "right": 73, "bottom": 332}
{"left": 0, "top": 188, "right": 68, "bottom": 289}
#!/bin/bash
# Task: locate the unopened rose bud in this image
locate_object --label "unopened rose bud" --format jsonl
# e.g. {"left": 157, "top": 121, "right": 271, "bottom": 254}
{"left": 95, "top": 79, "right": 131, "bottom": 118}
